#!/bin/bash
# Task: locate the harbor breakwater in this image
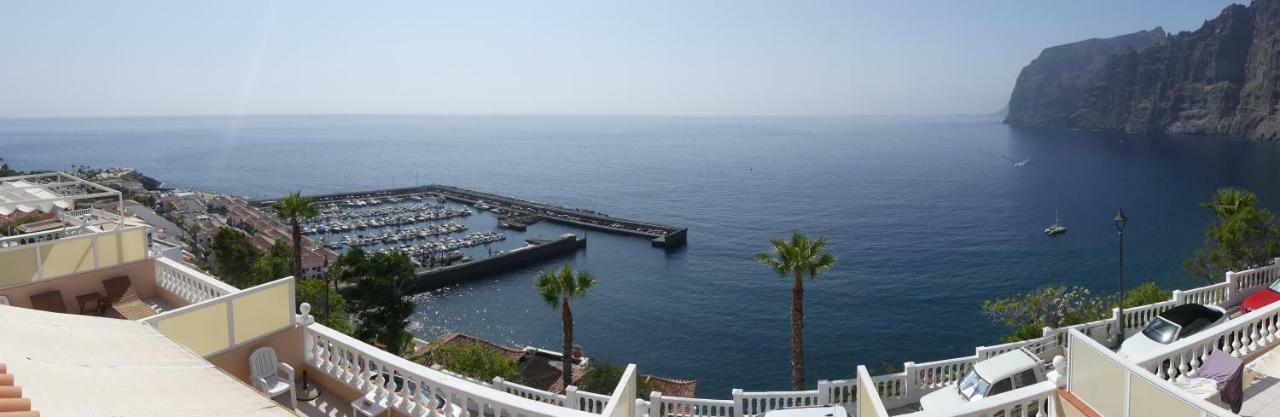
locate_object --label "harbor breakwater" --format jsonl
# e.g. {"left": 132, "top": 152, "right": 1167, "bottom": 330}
{"left": 408, "top": 233, "right": 587, "bottom": 293}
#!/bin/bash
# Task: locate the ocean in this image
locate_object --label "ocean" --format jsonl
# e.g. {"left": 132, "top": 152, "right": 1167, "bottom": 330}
{"left": 3, "top": 114, "right": 1279, "bottom": 395}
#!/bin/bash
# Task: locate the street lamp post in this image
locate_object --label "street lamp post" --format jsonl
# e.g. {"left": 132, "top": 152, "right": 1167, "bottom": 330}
{"left": 321, "top": 254, "right": 331, "bottom": 323}
{"left": 1112, "top": 208, "right": 1128, "bottom": 349}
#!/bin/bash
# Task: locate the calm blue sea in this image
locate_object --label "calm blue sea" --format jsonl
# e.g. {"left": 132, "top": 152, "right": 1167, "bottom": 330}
{"left": 3, "top": 114, "right": 1279, "bottom": 396}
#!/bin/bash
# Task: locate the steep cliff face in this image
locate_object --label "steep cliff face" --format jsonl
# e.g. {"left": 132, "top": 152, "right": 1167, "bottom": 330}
{"left": 1009, "top": 0, "right": 1280, "bottom": 140}
{"left": 1004, "top": 28, "right": 1166, "bottom": 127}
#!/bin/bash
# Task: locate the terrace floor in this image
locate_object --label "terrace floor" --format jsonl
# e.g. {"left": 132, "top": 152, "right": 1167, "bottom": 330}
{"left": 294, "top": 388, "right": 357, "bottom": 417}
{"left": 1233, "top": 343, "right": 1280, "bottom": 417}
{"left": 1242, "top": 376, "right": 1280, "bottom": 417}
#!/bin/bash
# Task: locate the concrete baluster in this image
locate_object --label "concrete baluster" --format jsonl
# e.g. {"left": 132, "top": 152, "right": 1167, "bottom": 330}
{"left": 901, "top": 361, "right": 917, "bottom": 402}
{"left": 1111, "top": 307, "right": 1123, "bottom": 335}
{"left": 649, "top": 391, "right": 663, "bottom": 417}
{"left": 1226, "top": 271, "right": 1237, "bottom": 301}
{"left": 1172, "top": 289, "right": 1184, "bottom": 305}
{"left": 564, "top": 385, "right": 578, "bottom": 409}
{"left": 816, "top": 380, "right": 831, "bottom": 405}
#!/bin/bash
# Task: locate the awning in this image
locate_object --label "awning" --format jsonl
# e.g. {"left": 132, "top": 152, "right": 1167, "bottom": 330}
{"left": 0, "top": 172, "right": 121, "bottom": 216}
{"left": 0, "top": 180, "right": 72, "bottom": 215}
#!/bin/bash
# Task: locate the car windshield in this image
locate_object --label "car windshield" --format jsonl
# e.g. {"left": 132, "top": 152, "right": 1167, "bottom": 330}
{"left": 1141, "top": 317, "right": 1181, "bottom": 344}
{"left": 1270, "top": 277, "right": 1280, "bottom": 293}
{"left": 957, "top": 369, "right": 990, "bottom": 400}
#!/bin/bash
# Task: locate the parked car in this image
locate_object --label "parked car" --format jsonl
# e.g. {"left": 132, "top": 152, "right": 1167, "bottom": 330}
{"left": 1243, "top": 278, "right": 1280, "bottom": 313}
{"left": 1117, "top": 303, "right": 1228, "bottom": 358}
{"left": 918, "top": 349, "right": 1045, "bottom": 411}
{"left": 760, "top": 405, "right": 848, "bottom": 417}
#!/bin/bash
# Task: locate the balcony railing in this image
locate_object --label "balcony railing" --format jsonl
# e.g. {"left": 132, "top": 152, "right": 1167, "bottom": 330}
{"left": 154, "top": 256, "right": 239, "bottom": 304}
{"left": 624, "top": 260, "right": 1280, "bottom": 416}
{"left": 303, "top": 320, "right": 600, "bottom": 417}
{"left": 1133, "top": 290, "right": 1280, "bottom": 381}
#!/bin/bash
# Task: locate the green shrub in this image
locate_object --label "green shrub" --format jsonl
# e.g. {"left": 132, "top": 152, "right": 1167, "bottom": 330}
{"left": 1123, "top": 282, "right": 1171, "bottom": 308}
{"left": 433, "top": 343, "right": 520, "bottom": 383}
{"left": 577, "top": 360, "right": 653, "bottom": 399}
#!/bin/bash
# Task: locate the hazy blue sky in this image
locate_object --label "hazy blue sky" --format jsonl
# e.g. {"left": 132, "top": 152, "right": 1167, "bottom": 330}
{"left": 1, "top": 1, "right": 1238, "bottom": 118}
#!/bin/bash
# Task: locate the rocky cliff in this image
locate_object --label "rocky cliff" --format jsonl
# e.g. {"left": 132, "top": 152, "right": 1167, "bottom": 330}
{"left": 1007, "top": 0, "right": 1280, "bottom": 140}
{"left": 1004, "top": 28, "right": 1166, "bottom": 127}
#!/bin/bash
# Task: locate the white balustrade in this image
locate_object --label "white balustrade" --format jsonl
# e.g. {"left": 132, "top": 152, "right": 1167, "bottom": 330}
{"left": 733, "top": 388, "right": 819, "bottom": 416}
{"left": 817, "top": 379, "right": 857, "bottom": 415}
{"left": 1116, "top": 300, "right": 1178, "bottom": 335}
{"left": 1134, "top": 294, "right": 1280, "bottom": 381}
{"left": 650, "top": 392, "right": 734, "bottom": 417}
{"left": 494, "top": 377, "right": 565, "bottom": 406}
{"left": 310, "top": 260, "right": 1280, "bottom": 417}
{"left": 154, "top": 256, "right": 238, "bottom": 304}
{"left": 1176, "top": 282, "right": 1230, "bottom": 307}
{"left": 305, "top": 323, "right": 598, "bottom": 417}
{"left": 576, "top": 389, "right": 612, "bottom": 413}
{"left": 1228, "top": 260, "right": 1280, "bottom": 301}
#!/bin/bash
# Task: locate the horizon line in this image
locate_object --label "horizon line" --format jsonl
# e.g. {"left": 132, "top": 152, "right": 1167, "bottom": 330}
{"left": 0, "top": 110, "right": 1007, "bottom": 121}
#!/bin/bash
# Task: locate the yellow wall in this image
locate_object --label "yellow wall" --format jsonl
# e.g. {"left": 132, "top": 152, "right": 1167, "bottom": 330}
{"left": 231, "top": 282, "right": 292, "bottom": 344}
{"left": 1068, "top": 340, "right": 1126, "bottom": 417}
{"left": 0, "top": 247, "right": 39, "bottom": 288}
{"left": 97, "top": 232, "right": 122, "bottom": 268}
{"left": 1128, "top": 374, "right": 1201, "bottom": 417}
{"left": 155, "top": 302, "right": 230, "bottom": 357}
{"left": 119, "top": 228, "right": 146, "bottom": 264}
{"left": 39, "top": 235, "right": 95, "bottom": 278}
{"left": 0, "top": 227, "right": 147, "bottom": 290}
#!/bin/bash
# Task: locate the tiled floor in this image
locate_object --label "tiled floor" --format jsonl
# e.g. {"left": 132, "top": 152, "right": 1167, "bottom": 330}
{"left": 296, "top": 387, "right": 357, "bottom": 417}
{"left": 1243, "top": 376, "right": 1280, "bottom": 417}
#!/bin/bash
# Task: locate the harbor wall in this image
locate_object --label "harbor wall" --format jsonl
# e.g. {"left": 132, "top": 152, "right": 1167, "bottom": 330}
{"left": 408, "top": 234, "right": 586, "bottom": 293}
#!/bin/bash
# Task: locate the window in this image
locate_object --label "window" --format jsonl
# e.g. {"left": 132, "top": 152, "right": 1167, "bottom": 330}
{"left": 1141, "top": 318, "right": 1181, "bottom": 344}
{"left": 988, "top": 378, "right": 1013, "bottom": 396}
{"left": 1013, "top": 369, "right": 1038, "bottom": 388}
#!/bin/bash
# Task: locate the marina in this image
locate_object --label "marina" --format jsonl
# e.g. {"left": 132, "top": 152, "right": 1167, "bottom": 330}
{"left": 254, "top": 185, "right": 686, "bottom": 288}
{"left": 256, "top": 184, "right": 688, "bottom": 248}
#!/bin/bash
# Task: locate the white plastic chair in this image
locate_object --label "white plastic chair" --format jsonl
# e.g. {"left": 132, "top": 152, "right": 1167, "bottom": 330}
{"left": 250, "top": 347, "right": 296, "bottom": 409}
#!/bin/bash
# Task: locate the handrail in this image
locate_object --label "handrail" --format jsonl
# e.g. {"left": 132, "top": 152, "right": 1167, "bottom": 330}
{"left": 305, "top": 321, "right": 598, "bottom": 417}
{"left": 154, "top": 256, "right": 239, "bottom": 304}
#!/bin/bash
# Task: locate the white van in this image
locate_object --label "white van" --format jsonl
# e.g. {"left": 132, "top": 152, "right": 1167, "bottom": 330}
{"left": 919, "top": 348, "right": 1045, "bottom": 411}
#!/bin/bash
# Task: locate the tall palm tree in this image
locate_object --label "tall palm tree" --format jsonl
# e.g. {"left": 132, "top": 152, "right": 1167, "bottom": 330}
{"left": 271, "top": 192, "right": 319, "bottom": 279}
{"left": 755, "top": 231, "right": 837, "bottom": 390}
{"left": 535, "top": 264, "right": 598, "bottom": 391}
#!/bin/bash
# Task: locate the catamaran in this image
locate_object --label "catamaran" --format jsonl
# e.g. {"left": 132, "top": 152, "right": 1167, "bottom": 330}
{"left": 1044, "top": 207, "right": 1066, "bottom": 235}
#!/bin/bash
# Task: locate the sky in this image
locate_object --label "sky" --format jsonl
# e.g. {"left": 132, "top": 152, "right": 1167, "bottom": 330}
{"left": 0, "top": 1, "right": 1239, "bottom": 118}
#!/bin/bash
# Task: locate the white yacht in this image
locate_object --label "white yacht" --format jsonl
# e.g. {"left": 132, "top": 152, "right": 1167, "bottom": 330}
{"left": 474, "top": 200, "right": 491, "bottom": 210}
{"left": 1044, "top": 207, "right": 1066, "bottom": 235}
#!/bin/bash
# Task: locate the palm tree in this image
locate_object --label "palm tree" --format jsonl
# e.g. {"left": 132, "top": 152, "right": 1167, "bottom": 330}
{"left": 755, "top": 231, "right": 837, "bottom": 390}
{"left": 271, "top": 192, "right": 319, "bottom": 279}
{"left": 535, "top": 264, "right": 598, "bottom": 391}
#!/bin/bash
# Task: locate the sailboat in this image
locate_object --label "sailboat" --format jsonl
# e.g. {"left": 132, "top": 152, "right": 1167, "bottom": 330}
{"left": 1044, "top": 206, "right": 1067, "bottom": 235}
